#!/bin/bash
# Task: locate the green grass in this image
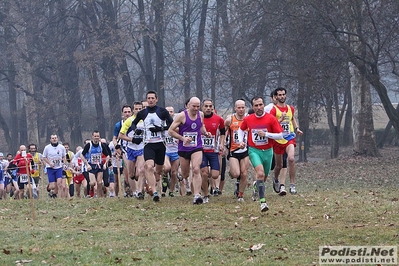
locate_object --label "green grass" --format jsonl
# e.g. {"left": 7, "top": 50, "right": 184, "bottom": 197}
{"left": 1, "top": 157, "right": 398, "bottom": 265}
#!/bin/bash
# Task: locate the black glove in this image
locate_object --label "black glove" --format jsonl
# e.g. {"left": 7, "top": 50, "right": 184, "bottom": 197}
{"left": 132, "top": 137, "right": 143, "bottom": 144}
{"left": 135, "top": 128, "right": 143, "bottom": 135}
{"left": 149, "top": 125, "right": 163, "bottom": 133}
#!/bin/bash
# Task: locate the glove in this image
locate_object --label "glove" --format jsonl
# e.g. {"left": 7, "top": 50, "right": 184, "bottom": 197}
{"left": 135, "top": 128, "right": 144, "bottom": 135}
{"left": 132, "top": 137, "right": 143, "bottom": 144}
{"left": 149, "top": 125, "right": 163, "bottom": 133}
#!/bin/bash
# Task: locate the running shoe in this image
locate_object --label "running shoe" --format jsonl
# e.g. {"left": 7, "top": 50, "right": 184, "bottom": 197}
{"left": 162, "top": 175, "right": 169, "bottom": 193}
{"left": 273, "top": 179, "right": 280, "bottom": 193}
{"left": 234, "top": 181, "right": 239, "bottom": 198}
{"left": 213, "top": 187, "right": 220, "bottom": 197}
{"left": 279, "top": 184, "right": 287, "bottom": 196}
{"left": 136, "top": 192, "right": 144, "bottom": 200}
{"left": 185, "top": 180, "right": 192, "bottom": 195}
{"left": 32, "top": 188, "right": 38, "bottom": 199}
{"left": 252, "top": 181, "right": 258, "bottom": 201}
{"left": 290, "top": 185, "right": 297, "bottom": 195}
{"left": 203, "top": 195, "right": 209, "bottom": 204}
{"left": 237, "top": 197, "right": 244, "bottom": 202}
{"left": 260, "top": 202, "right": 269, "bottom": 212}
{"left": 153, "top": 192, "right": 160, "bottom": 202}
{"left": 193, "top": 194, "right": 203, "bottom": 205}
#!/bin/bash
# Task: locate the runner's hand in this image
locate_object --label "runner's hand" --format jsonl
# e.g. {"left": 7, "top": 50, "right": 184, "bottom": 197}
{"left": 149, "top": 125, "right": 163, "bottom": 133}
{"left": 135, "top": 128, "right": 143, "bottom": 135}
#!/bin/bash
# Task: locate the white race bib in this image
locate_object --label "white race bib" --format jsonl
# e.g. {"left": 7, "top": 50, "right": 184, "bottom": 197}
{"left": 51, "top": 159, "right": 62, "bottom": 168}
{"left": 183, "top": 132, "right": 198, "bottom": 147}
{"left": 251, "top": 129, "right": 268, "bottom": 146}
{"left": 202, "top": 136, "right": 215, "bottom": 150}
{"left": 19, "top": 174, "right": 28, "bottom": 183}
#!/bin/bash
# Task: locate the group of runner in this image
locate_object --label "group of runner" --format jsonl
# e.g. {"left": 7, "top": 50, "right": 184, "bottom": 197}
{"left": 0, "top": 88, "right": 302, "bottom": 212}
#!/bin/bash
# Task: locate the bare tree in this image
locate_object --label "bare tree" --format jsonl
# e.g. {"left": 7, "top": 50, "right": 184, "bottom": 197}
{"left": 153, "top": 0, "right": 166, "bottom": 105}
{"left": 310, "top": 0, "right": 399, "bottom": 156}
{"left": 194, "top": 0, "right": 208, "bottom": 100}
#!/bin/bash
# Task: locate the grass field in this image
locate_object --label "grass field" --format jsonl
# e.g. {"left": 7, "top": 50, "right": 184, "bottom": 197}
{"left": 1, "top": 147, "right": 399, "bottom": 266}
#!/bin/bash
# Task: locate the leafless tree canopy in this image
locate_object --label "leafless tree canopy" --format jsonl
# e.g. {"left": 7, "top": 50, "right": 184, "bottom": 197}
{"left": 1, "top": 0, "right": 398, "bottom": 157}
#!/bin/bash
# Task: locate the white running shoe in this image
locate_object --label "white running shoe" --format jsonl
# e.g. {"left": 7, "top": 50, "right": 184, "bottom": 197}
{"left": 203, "top": 196, "right": 209, "bottom": 204}
{"left": 290, "top": 185, "right": 297, "bottom": 195}
{"left": 279, "top": 185, "right": 287, "bottom": 196}
{"left": 260, "top": 202, "right": 269, "bottom": 212}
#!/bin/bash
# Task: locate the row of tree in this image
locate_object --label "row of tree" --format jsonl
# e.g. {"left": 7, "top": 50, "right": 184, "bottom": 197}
{"left": 0, "top": 0, "right": 398, "bottom": 158}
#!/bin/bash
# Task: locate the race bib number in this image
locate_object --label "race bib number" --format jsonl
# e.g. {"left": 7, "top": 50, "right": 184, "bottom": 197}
{"left": 202, "top": 136, "right": 215, "bottom": 150}
{"left": 165, "top": 136, "right": 176, "bottom": 147}
{"left": 148, "top": 131, "right": 162, "bottom": 142}
{"left": 19, "top": 174, "right": 28, "bottom": 183}
{"left": 232, "top": 130, "right": 247, "bottom": 144}
{"left": 280, "top": 121, "right": 290, "bottom": 133}
{"left": 252, "top": 129, "right": 268, "bottom": 146}
{"left": 90, "top": 154, "right": 101, "bottom": 164}
{"left": 183, "top": 132, "right": 197, "bottom": 147}
{"left": 51, "top": 159, "right": 62, "bottom": 168}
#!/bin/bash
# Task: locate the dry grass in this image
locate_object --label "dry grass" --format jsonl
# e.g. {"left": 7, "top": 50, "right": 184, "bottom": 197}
{"left": 1, "top": 146, "right": 398, "bottom": 265}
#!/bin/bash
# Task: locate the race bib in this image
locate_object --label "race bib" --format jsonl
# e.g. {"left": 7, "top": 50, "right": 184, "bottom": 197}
{"left": 148, "top": 131, "right": 162, "bottom": 142}
{"left": 232, "top": 130, "right": 247, "bottom": 144}
{"left": 202, "top": 136, "right": 215, "bottom": 150}
{"left": 280, "top": 121, "right": 290, "bottom": 134}
{"left": 91, "top": 153, "right": 101, "bottom": 164}
{"left": 183, "top": 132, "right": 198, "bottom": 147}
{"left": 51, "top": 159, "right": 62, "bottom": 168}
{"left": 251, "top": 129, "right": 268, "bottom": 146}
{"left": 165, "top": 136, "right": 177, "bottom": 147}
{"left": 19, "top": 174, "right": 28, "bottom": 183}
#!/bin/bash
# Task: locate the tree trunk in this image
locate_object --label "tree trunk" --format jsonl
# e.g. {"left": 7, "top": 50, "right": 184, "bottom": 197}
{"left": 119, "top": 58, "right": 135, "bottom": 105}
{"left": 58, "top": 5, "right": 83, "bottom": 147}
{"left": 349, "top": 62, "right": 380, "bottom": 156}
{"left": 366, "top": 68, "right": 399, "bottom": 137}
{"left": 325, "top": 91, "right": 339, "bottom": 158}
{"left": 62, "top": 60, "right": 83, "bottom": 148}
{"left": 138, "top": 0, "right": 155, "bottom": 93}
{"left": 153, "top": 0, "right": 166, "bottom": 106}
{"left": 217, "top": 0, "right": 242, "bottom": 104}
{"left": 89, "top": 64, "right": 107, "bottom": 137}
{"left": 210, "top": 6, "right": 219, "bottom": 105}
{"left": 195, "top": 0, "right": 208, "bottom": 100}
{"left": 19, "top": 106, "right": 28, "bottom": 144}
{"left": 296, "top": 80, "right": 309, "bottom": 162}
{"left": 13, "top": 8, "right": 40, "bottom": 146}
{"left": 342, "top": 75, "right": 353, "bottom": 146}
{"left": 182, "top": 0, "right": 192, "bottom": 103}
{"left": 377, "top": 104, "right": 399, "bottom": 148}
{"left": 21, "top": 62, "right": 39, "bottom": 146}
{"left": 6, "top": 59, "right": 18, "bottom": 152}
{"left": 101, "top": 55, "right": 121, "bottom": 139}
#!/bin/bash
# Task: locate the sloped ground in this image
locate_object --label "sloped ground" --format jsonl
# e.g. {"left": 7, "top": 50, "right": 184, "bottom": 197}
{"left": 296, "top": 145, "right": 399, "bottom": 191}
